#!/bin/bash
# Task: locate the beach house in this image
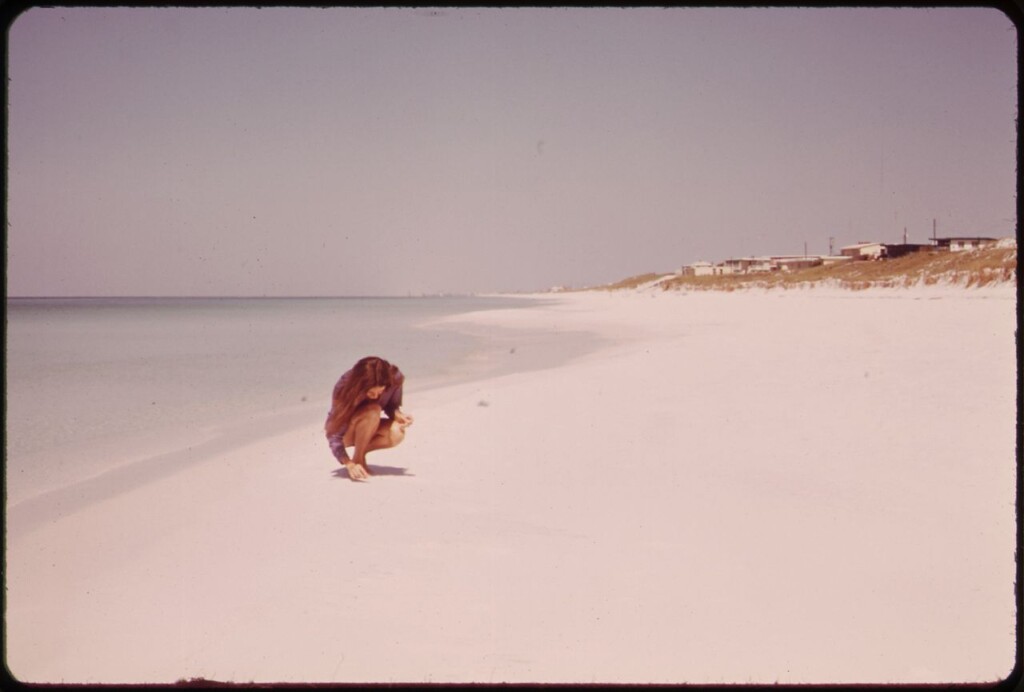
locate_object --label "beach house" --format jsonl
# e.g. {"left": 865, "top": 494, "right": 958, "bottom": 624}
{"left": 771, "top": 255, "right": 823, "bottom": 272}
{"left": 719, "top": 257, "right": 774, "bottom": 274}
{"left": 881, "top": 243, "right": 933, "bottom": 259}
{"left": 680, "top": 261, "right": 715, "bottom": 277}
{"left": 840, "top": 242, "right": 885, "bottom": 260}
{"left": 932, "top": 237, "right": 999, "bottom": 252}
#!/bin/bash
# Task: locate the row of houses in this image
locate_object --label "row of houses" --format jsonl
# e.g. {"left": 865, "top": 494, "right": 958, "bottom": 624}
{"left": 680, "top": 236, "right": 1002, "bottom": 277}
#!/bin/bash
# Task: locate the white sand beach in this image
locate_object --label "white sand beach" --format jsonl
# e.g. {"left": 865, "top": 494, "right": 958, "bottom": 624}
{"left": 5, "top": 285, "right": 1018, "bottom": 684}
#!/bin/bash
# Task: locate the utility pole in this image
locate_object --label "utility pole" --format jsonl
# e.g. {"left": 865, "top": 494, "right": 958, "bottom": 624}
{"left": 804, "top": 241, "right": 808, "bottom": 257}
{"left": 932, "top": 218, "right": 937, "bottom": 245}
{"left": 829, "top": 237, "right": 835, "bottom": 256}
{"left": 903, "top": 226, "right": 907, "bottom": 244}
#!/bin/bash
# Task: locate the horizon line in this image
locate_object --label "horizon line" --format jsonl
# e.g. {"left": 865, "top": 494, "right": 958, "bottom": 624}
{"left": 4, "top": 292, "right": 538, "bottom": 300}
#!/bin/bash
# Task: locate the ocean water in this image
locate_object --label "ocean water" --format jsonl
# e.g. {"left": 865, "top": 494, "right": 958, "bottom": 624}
{"left": 5, "top": 296, "right": 588, "bottom": 505}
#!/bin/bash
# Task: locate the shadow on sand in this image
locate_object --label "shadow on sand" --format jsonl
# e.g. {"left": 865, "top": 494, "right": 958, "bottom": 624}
{"left": 332, "top": 464, "right": 414, "bottom": 480}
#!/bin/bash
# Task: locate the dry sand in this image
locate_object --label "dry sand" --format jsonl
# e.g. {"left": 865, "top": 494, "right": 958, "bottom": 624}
{"left": 4, "top": 284, "right": 1017, "bottom": 684}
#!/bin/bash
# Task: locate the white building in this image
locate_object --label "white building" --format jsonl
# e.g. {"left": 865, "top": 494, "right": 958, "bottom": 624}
{"left": 840, "top": 242, "right": 885, "bottom": 260}
{"left": 772, "top": 256, "right": 824, "bottom": 272}
{"left": 720, "top": 257, "right": 774, "bottom": 274}
{"left": 681, "top": 261, "right": 715, "bottom": 277}
{"left": 935, "top": 237, "right": 999, "bottom": 252}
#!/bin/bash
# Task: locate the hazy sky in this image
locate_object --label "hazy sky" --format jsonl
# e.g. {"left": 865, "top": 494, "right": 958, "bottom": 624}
{"left": 6, "top": 7, "right": 1018, "bottom": 296}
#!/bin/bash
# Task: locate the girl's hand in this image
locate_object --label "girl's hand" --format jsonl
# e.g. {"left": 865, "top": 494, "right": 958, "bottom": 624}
{"left": 395, "top": 411, "right": 414, "bottom": 427}
{"left": 344, "top": 461, "right": 370, "bottom": 482}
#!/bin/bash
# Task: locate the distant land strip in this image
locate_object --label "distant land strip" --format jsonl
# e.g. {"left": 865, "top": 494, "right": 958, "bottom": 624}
{"left": 587, "top": 243, "right": 1017, "bottom": 293}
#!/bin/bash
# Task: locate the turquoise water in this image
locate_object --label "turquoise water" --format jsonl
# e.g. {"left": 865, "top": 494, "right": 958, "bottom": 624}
{"left": 5, "top": 296, "right": 584, "bottom": 503}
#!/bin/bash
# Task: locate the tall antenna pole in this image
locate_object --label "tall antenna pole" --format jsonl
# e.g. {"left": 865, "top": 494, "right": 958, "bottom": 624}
{"left": 932, "top": 218, "right": 937, "bottom": 244}
{"left": 903, "top": 226, "right": 907, "bottom": 244}
{"left": 829, "top": 236, "right": 835, "bottom": 255}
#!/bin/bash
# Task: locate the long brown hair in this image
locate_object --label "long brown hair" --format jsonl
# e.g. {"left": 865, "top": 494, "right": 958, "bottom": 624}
{"left": 325, "top": 356, "right": 395, "bottom": 438}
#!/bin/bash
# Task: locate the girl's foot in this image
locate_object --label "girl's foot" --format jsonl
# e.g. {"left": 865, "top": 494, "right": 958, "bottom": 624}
{"left": 344, "top": 461, "right": 370, "bottom": 481}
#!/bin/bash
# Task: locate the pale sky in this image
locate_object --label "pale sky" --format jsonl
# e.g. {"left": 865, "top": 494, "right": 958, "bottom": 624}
{"left": 5, "top": 6, "right": 1018, "bottom": 296}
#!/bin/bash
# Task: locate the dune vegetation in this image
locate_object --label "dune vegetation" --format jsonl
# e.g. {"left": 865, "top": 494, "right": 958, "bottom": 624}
{"left": 593, "top": 245, "right": 1017, "bottom": 292}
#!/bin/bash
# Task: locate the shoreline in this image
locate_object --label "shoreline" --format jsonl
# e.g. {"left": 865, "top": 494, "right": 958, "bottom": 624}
{"left": 6, "top": 294, "right": 606, "bottom": 540}
{"left": 4, "top": 294, "right": 554, "bottom": 503}
{"left": 6, "top": 286, "right": 1017, "bottom": 684}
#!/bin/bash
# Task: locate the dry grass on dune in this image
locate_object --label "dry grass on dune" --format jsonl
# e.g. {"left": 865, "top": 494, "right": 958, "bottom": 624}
{"left": 653, "top": 246, "right": 1017, "bottom": 292}
{"left": 591, "top": 272, "right": 667, "bottom": 291}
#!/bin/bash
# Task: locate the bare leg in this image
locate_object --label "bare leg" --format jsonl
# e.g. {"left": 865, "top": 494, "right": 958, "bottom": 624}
{"left": 341, "top": 404, "right": 407, "bottom": 479}
{"left": 356, "top": 419, "right": 407, "bottom": 468}
{"left": 344, "top": 404, "right": 383, "bottom": 470}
